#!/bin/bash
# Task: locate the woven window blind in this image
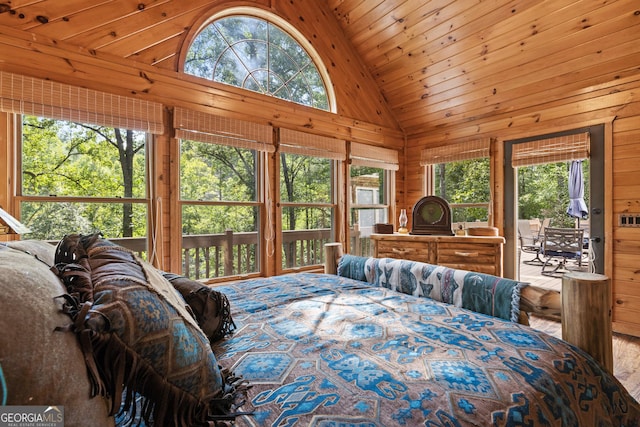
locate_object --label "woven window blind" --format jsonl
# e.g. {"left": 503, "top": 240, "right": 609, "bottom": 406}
{"left": 350, "top": 142, "right": 399, "bottom": 170}
{"left": 279, "top": 128, "right": 345, "bottom": 160}
{"left": 420, "top": 138, "right": 491, "bottom": 165}
{"left": 174, "top": 107, "right": 274, "bottom": 152}
{"left": 511, "top": 133, "right": 590, "bottom": 167}
{"left": 0, "top": 71, "right": 164, "bottom": 134}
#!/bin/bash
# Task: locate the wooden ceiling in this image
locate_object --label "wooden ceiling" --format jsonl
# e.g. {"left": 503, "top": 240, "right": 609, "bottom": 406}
{"left": 329, "top": 0, "right": 640, "bottom": 139}
{"left": 0, "top": 0, "right": 638, "bottom": 139}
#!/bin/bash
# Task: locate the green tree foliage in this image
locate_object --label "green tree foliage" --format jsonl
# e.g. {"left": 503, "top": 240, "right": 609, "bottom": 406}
{"left": 184, "top": 15, "right": 328, "bottom": 110}
{"left": 279, "top": 153, "right": 332, "bottom": 268}
{"left": 518, "top": 161, "right": 589, "bottom": 227}
{"left": 21, "top": 116, "right": 147, "bottom": 240}
{"left": 436, "top": 159, "right": 490, "bottom": 204}
{"left": 280, "top": 153, "right": 332, "bottom": 230}
{"left": 180, "top": 140, "right": 256, "bottom": 202}
{"left": 179, "top": 140, "right": 258, "bottom": 235}
{"left": 435, "top": 158, "right": 490, "bottom": 222}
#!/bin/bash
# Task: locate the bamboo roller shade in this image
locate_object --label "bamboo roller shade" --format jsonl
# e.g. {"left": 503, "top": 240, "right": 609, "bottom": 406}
{"left": 279, "top": 128, "right": 346, "bottom": 160}
{"left": 511, "top": 133, "right": 590, "bottom": 167}
{"left": 420, "top": 138, "right": 491, "bottom": 165}
{"left": 351, "top": 142, "right": 399, "bottom": 170}
{"left": 0, "top": 71, "right": 164, "bottom": 134}
{"left": 174, "top": 107, "right": 274, "bottom": 152}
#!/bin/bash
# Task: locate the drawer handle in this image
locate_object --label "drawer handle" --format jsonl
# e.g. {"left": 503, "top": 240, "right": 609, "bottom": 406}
{"left": 391, "top": 248, "right": 408, "bottom": 254}
{"left": 454, "top": 251, "right": 479, "bottom": 257}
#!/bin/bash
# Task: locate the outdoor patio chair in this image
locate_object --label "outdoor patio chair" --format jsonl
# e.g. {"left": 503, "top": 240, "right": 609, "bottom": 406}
{"left": 518, "top": 219, "right": 544, "bottom": 265}
{"left": 538, "top": 217, "right": 551, "bottom": 239}
{"left": 541, "top": 227, "right": 584, "bottom": 277}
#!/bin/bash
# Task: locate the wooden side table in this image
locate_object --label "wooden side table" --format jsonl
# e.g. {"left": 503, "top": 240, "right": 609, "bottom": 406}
{"left": 561, "top": 272, "right": 613, "bottom": 373}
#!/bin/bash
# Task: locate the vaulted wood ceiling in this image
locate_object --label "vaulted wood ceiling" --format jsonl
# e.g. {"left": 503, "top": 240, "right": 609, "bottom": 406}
{"left": 1, "top": 0, "right": 638, "bottom": 139}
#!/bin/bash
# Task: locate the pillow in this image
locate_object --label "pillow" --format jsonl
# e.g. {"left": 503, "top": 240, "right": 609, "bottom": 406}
{"left": 162, "top": 272, "right": 235, "bottom": 344}
{"left": 53, "top": 233, "right": 246, "bottom": 426}
{"left": 363, "top": 257, "right": 524, "bottom": 322}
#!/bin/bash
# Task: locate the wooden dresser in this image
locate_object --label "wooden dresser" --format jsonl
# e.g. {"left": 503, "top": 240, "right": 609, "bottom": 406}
{"left": 370, "top": 233, "right": 505, "bottom": 276}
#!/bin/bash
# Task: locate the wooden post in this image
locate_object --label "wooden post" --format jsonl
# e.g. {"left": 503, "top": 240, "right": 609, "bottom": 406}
{"left": 223, "top": 229, "right": 234, "bottom": 276}
{"left": 561, "top": 272, "right": 613, "bottom": 373}
{"left": 324, "top": 242, "right": 343, "bottom": 275}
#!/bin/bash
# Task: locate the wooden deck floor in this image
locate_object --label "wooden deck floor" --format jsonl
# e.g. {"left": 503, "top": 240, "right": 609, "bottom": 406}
{"left": 518, "top": 252, "right": 640, "bottom": 403}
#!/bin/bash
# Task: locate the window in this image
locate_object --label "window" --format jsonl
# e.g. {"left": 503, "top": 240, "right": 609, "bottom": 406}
{"left": 184, "top": 12, "right": 332, "bottom": 111}
{"left": 181, "top": 11, "right": 339, "bottom": 275}
{"left": 356, "top": 187, "right": 378, "bottom": 227}
{"left": 278, "top": 129, "right": 344, "bottom": 270}
{"left": 350, "top": 166, "right": 390, "bottom": 256}
{"left": 180, "top": 140, "right": 262, "bottom": 279}
{"left": 279, "top": 153, "right": 335, "bottom": 269}
{"left": 1, "top": 71, "right": 162, "bottom": 257}
{"left": 349, "top": 143, "right": 398, "bottom": 256}
{"left": 421, "top": 140, "right": 491, "bottom": 230}
{"left": 175, "top": 107, "right": 273, "bottom": 280}
{"left": 433, "top": 158, "right": 490, "bottom": 226}
{"left": 20, "top": 115, "right": 149, "bottom": 249}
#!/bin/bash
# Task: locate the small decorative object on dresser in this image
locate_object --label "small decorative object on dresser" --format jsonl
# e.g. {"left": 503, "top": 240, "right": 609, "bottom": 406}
{"left": 373, "top": 223, "right": 394, "bottom": 234}
{"left": 397, "top": 209, "right": 409, "bottom": 234}
{"left": 467, "top": 226, "right": 499, "bottom": 236}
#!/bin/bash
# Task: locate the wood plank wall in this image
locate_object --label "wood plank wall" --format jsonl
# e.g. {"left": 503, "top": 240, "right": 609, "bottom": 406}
{"left": 394, "top": 0, "right": 640, "bottom": 337}
{"left": 612, "top": 112, "right": 640, "bottom": 337}
{"left": 0, "top": 0, "right": 401, "bottom": 134}
{"left": 404, "top": 71, "right": 640, "bottom": 338}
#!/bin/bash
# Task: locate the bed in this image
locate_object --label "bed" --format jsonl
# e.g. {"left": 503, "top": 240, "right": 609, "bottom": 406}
{"left": 211, "top": 270, "right": 640, "bottom": 426}
{"left": 3, "top": 237, "right": 638, "bottom": 426}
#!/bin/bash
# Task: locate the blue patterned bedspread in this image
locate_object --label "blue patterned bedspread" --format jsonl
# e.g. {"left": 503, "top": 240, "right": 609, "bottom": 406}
{"left": 212, "top": 273, "right": 640, "bottom": 427}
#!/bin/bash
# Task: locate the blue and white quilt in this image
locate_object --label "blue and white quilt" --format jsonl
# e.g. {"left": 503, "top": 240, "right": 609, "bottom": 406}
{"left": 212, "top": 273, "right": 640, "bottom": 426}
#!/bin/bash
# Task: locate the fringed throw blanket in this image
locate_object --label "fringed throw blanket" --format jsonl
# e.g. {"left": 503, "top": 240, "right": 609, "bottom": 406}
{"left": 339, "top": 255, "right": 524, "bottom": 323}
{"left": 53, "top": 233, "right": 246, "bottom": 426}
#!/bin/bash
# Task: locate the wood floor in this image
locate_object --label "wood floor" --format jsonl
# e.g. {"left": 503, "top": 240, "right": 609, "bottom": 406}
{"left": 519, "top": 252, "right": 640, "bottom": 403}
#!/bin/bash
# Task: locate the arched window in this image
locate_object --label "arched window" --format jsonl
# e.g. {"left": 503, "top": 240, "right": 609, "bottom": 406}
{"left": 184, "top": 10, "right": 333, "bottom": 111}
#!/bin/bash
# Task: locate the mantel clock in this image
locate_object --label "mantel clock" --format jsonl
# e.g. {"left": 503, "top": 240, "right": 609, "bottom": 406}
{"left": 410, "top": 196, "right": 454, "bottom": 235}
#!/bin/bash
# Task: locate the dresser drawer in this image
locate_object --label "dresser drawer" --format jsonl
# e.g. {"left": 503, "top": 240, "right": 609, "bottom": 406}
{"left": 376, "top": 240, "right": 436, "bottom": 264}
{"left": 437, "top": 242, "right": 499, "bottom": 274}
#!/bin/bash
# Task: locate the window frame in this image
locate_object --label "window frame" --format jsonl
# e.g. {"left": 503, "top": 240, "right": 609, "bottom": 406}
{"left": 15, "top": 113, "right": 153, "bottom": 254}
{"left": 177, "top": 138, "right": 268, "bottom": 282}
{"left": 347, "top": 142, "right": 398, "bottom": 257}
{"left": 430, "top": 158, "right": 491, "bottom": 228}
{"left": 183, "top": 6, "right": 337, "bottom": 113}
{"left": 348, "top": 165, "right": 394, "bottom": 257}
{"left": 276, "top": 151, "right": 339, "bottom": 274}
{"left": 421, "top": 139, "right": 492, "bottom": 229}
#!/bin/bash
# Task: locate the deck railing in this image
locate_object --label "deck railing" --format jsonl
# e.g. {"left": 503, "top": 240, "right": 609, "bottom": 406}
{"left": 110, "top": 228, "right": 334, "bottom": 280}
{"left": 349, "top": 226, "right": 374, "bottom": 257}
